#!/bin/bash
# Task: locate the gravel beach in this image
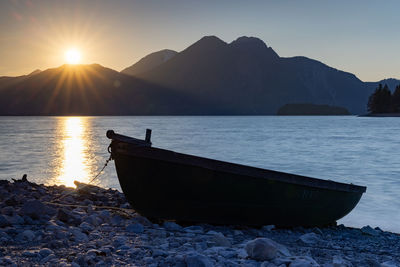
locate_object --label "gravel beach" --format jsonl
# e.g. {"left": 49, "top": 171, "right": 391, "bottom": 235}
{"left": 0, "top": 177, "right": 399, "bottom": 267}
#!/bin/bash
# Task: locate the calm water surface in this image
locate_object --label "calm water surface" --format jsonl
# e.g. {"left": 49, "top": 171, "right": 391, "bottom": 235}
{"left": 1, "top": 116, "right": 399, "bottom": 232}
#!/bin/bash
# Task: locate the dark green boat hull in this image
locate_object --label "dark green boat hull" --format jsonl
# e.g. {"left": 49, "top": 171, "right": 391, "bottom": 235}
{"left": 109, "top": 134, "right": 366, "bottom": 227}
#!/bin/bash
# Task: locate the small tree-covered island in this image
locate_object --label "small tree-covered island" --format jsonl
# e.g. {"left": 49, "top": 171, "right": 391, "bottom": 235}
{"left": 277, "top": 103, "right": 350, "bottom": 115}
{"left": 365, "top": 84, "right": 400, "bottom": 116}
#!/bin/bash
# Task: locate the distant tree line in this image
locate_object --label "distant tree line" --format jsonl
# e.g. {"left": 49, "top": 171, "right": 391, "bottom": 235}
{"left": 368, "top": 84, "right": 400, "bottom": 114}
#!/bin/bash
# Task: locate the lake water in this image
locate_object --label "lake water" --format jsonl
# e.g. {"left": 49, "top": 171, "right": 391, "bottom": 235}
{"left": 0, "top": 116, "right": 399, "bottom": 232}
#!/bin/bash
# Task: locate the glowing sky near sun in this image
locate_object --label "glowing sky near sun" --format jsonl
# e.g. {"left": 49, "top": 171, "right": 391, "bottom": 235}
{"left": 0, "top": 0, "right": 399, "bottom": 81}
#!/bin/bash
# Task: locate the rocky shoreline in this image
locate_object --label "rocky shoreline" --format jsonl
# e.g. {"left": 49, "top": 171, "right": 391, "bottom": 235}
{"left": 0, "top": 177, "right": 399, "bottom": 267}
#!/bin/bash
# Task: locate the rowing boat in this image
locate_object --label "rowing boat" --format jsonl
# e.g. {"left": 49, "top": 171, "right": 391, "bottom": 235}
{"left": 107, "top": 129, "right": 366, "bottom": 227}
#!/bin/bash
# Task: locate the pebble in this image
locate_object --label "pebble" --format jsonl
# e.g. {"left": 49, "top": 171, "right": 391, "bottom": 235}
{"left": 1, "top": 178, "right": 399, "bottom": 266}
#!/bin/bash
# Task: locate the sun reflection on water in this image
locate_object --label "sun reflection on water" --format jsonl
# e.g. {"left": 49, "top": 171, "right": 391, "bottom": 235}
{"left": 56, "top": 117, "right": 91, "bottom": 187}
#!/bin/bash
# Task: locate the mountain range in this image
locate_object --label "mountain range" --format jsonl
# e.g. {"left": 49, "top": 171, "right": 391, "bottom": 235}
{"left": 1, "top": 36, "right": 398, "bottom": 115}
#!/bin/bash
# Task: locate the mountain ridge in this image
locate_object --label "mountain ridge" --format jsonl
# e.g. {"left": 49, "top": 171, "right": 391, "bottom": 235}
{"left": 1, "top": 35, "right": 399, "bottom": 115}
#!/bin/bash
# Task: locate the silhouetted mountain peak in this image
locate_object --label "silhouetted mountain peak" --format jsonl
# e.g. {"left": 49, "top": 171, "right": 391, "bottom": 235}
{"left": 28, "top": 69, "right": 41, "bottom": 76}
{"left": 198, "top": 35, "right": 226, "bottom": 45}
{"left": 121, "top": 49, "right": 178, "bottom": 76}
{"left": 185, "top": 35, "right": 227, "bottom": 52}
{"left": 231, "top": 36, "right": 266, "bottom": 48}
{"left": 230, "top": 36, "right": 279, "bottom": 59}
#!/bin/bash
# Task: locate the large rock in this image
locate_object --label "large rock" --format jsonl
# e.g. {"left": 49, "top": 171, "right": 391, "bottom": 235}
{"left": 20, "top": 200, "right": 56, "bottom": 219}
{"left": 245, "top": 238, "right": 282, "bottom": 261}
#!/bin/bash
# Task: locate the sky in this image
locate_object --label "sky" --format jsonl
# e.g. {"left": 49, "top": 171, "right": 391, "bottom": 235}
{"left": 0, "top": 0, "right": 399, "bottom": 82}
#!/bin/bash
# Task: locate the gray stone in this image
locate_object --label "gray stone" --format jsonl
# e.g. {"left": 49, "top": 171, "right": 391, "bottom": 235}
{"left": 381, "top": 261, "right": 400, "bottom": 267}
{"left": 361, "top": 225, "right": 379, "bottom": 236}
{"left": 79, "top": 221, "right": 94, "bottom": 232}
{"left": 312, "top": 228, "right": 323, "bottom": 235}
{"left": 98, "top": 210, "right": 111, "bottom": 222}
{"left": 245, "top": 238, "right": 281, "bottom": 261}
{"left": 5, "top": 215, "right": 24, "bottom": 225}
{"left": 262, "top": 225, "right": 276, "bottom": 232}
{"left": 39, "top": 248, "right": 54, "bottom": 257}
{"left": 22, "top": 250, "right": 38, "bottom": 257}
{"left": 110, "top": 215, "right": 124, "bottom": 226}
{"left": 126, "top": 223, "right": 144, "bottom": 233}
{"left": 163, "top": 221, "right": 183, "bottom": 231}
{"left": 0, "top": 215, "right": 10, "bottom": 227}
{"left": 71, "top": 228, "right": 89, "bottom": 242}
{"left": 1, "top": 256, "right": 14, "bottom": 265}
{"left": 208, "top": 232, "right": 231, "bottom": 247}
{"left": 288, "top": 256, "right": 319, "bottom": 267}
{"left": 261, "top": 263, "right": 278, "bottom": 267}
{"left": 18, "top": 230, "right": 35, "bottom": 242}
{"left": 332, "top": 255, "right": 352, "bottom": 267}
{"left": 89, "top": 232, "right": 102, "bottom": 240}
{"left": 46, "top": 222, "right": 64, "bottom": 232}
{"left": 237, "top": 248, "right": 248, "bottom": 259}
{"left": 152, "top": 249, "right": 168, "bottom": 257}
{"left": 184, "top": 225, "right": 204, "bottom": 234}
{"left": 20, "top": 200, "right": 56, "bottom": 219}
{"left": 40, "top": 253, "right": 56, "bottom": 264}
{"left": 273, "top": 257, "right": 293, "bottom": 266}
{"left": 298, "top": 232, "right": 320, "bottom": 244}
{"left": 185, "top": 252, "right": 214, "bottom": 267}
{"left": 1, "top": 206, "right": 15, "bottom": 216}
{"left": 218, "top": 249, "right": 237, "bottom": 258}
{"left": 113, "top": 236, "right": 127, "bottom": 247}
{"left": 84, "top": 214, "right": 102, "bottom": 226}
{"left": 360, "top": 258, "right": 380, "bottom": 267}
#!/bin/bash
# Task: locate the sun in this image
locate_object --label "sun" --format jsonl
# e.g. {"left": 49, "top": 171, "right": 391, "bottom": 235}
{"left": 65, "top": 49, "right": 81, "bottom": 64}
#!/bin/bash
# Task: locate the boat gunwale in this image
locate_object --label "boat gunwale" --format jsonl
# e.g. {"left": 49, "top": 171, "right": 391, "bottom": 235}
{"left": 110, "top": 139, "right": 367, "bottom": 194}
